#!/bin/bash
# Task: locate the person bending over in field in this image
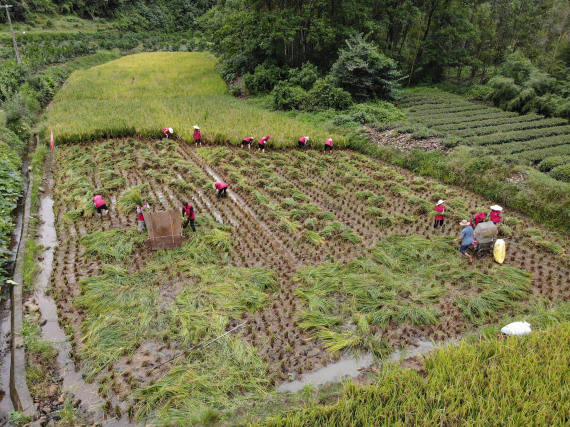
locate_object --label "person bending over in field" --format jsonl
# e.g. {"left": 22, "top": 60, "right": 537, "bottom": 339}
{"left": 136, "top": 200, "right": 150, "bottom": 233}
{"left": 298, "top": 136, "right": 309, "bottom": 149}
{"left": 456, "top": 219, "right": 474, "bottom": 263}
{"left": 182, "top": 202, "right": 196, "bottom": 232}
{"left": 489, "top": 205, "right": 503, "bottom": 224}
{"left": 258, "top": 135, "right": 270, "bottom": 152}
{"left": 242, "top": 136, "right": 254, "bottom": 150}
{"left": 324, "top": 138, "right": 333, "bottom": 152}
{"left": 93, "top": 193, "right": 109, "bottom": 217}
{"left": 469, "top": 211, "right": 486, "bottom": 227}
{"left": 161, "top": 127, "right": 173, "bottom": 138}
{"left": 213, "top": 181, "right": 228, "bottom": 198}
{"left": 433, "top": 199, "right": 445, "bottom": 229}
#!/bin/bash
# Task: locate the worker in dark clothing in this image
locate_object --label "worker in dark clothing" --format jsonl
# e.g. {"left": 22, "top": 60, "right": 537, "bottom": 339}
{"left": 213, "top": 181, "right": 228, "bottom": 198}
{"left": 242, "top": 137, "right": 254, "bottom": 150}
{"left": 182, "top": 202, "right": 196, "bottom": 232}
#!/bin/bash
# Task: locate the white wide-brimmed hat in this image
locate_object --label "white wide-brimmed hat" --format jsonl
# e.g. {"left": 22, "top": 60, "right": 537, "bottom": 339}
{"left": 193, "top": 125, "right": 200, "bottom": 129}
{"left": 490, "top": 205, "right": 503, "bottom": 211}
{"left": 460, "top": 219, "right": 469, "bottom": 226}
{"left": 305, "top": 136, "right": 309, "bottom": 140}
{"left": 168, "top": 127, "right": 173, "bottom": 133}
{"left": 437, "top": 199, "right": 445, "bottom": 205}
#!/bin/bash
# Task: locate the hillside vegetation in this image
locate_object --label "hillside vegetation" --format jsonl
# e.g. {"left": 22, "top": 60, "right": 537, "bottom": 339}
{"left": 401, "top": 88, "right": 570, "bottom": 181}
{"left": 46, "top": 52, "right": 345, "bottom": 146}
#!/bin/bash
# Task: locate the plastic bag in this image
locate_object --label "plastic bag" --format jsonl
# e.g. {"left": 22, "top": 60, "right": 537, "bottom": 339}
{"left": 501, "top": 321, "right": 531, "bottom": 336}
{"left": 494, "top": 239, "right": 506, "bottom": 264}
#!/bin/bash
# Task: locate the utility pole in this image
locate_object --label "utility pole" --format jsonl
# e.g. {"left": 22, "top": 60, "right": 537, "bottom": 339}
{"left": 1, "top": 4, "right": 22, "bottom": 66}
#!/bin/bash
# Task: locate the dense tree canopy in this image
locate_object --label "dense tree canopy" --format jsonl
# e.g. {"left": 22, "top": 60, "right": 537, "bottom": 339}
{"left": 199, "top": 0, "right": 569, "bottom": 84}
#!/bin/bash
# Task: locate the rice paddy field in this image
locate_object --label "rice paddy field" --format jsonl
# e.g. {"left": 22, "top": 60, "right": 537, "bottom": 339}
{"left": 46, "top": 138, "right": 569, "bottom": 423}
{"left": 46, "top": 52, "right": 345, "bottom": 147}
{"left": 401, "top": 89, "right": 570, "bottom": 182}
{"left": 37, "top": 52, "right": 570, "bottom": 424}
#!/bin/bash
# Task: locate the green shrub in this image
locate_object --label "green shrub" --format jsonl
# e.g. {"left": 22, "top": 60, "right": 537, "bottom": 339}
{"left": 333, "top": 101, "right": 404, "bottom": 126}
{"left": 487, "top": 76, "right": 520, "bottom": 107}
{"left": 271, "top": 83, "right": 308, "bottom": 110}
{"left": 305, "top": 78, "right": 353, "bottom": 111}
{"left": 549, "top": 163, "right": 570, "bottom": 182}
{"left": 538, "top": 156, "right": 570, "bottom": 172}
{"left": 244, "top": 64, "right": 286, "bottom": 94}
{"left": 287, "top": 62, "right": 319, "bottom": 90}
{"left": 330, "top": 34, "right": 401, "bottom": 101}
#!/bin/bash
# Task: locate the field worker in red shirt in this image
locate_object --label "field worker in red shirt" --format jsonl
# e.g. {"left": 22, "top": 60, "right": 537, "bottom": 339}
{"left": 181, "top": 201, "right": 196, "bottom": 232}
{"left": 324, "top": 138, "right": 333, "bottom": 152}
{"left": 433, "top": 199, "right": 445, "bottom": 229}
{"left": 213, "top": 181, "right": 228, "bottom": 198}
{"left": 242, "top": 136, "right": 254, "bottom": 150}
{"left": 298, "top": 136, "right": 309, "bottom": 149}
{"left": 161, "top": 127, "right": 173, "bottom": 138}
{"left": 92, "top": 193, "right": 109, "bottom": 217}
{"left": 258, "top": 135, "right": 270, "bottom": 152}
{"left": 489, "top": 205, "right": 503, "bottom": 224}
{"left": 136, "top": 200, "right": 150, "bottom": 233}
{"left": 470, "top": 211, "right": 486, "bottom": 227}
{"left": 193, "top": 125, "right": 202, "bottom": 147}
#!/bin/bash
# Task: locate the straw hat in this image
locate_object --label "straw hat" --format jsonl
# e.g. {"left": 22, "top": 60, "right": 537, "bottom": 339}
{"left": 193, "top": 125, "right": 200, "bottom": 129}
{"left": 490, "top": 205, "right": 503, "bottom": 211}
{"left": 437, "top": 199, "right": 445, "bottom": 205}
{"left": 168, "top": 127, "right": 173, "bottom": 133}
{"left": 460, "top": 219, "right": 469, "bottom": 226}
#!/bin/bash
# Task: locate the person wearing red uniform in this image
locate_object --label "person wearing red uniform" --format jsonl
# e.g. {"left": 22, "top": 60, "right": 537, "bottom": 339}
{"left": 136, "top": 200, "right": 150, "bottom": 233}
{"left": 242, "top": 136, "right": 254, "bottom": 150}
{"left": 161, "top": 127, "right": 173, "bottom": 138}
{"left": 298, "top": 136, "right": 309, "bottom": 149}
{"left": 193, "top": 125, "right": 202, "bottom": 147}
{"left": 258, "top": 135, "right": 270, "bottom": 152}
{"left": 213, "top": 181, "right": 228, "bottom": 198}
{"left": 92, "top": 193, "right": 108, "bottom": 217}
{"left": 324, "top": 138, "right": 333, "bottom": 152}
{"left": 469, "top": 211, "right": 486, "bottom": 227}
{"left": 489, "top": 205, "right": 503, "bottom": 224}
{"left": 182, "top": 202, "right": 196, "bottom": 232}
{"left": 434, "top": 199, "right": 445, "bottom": 228}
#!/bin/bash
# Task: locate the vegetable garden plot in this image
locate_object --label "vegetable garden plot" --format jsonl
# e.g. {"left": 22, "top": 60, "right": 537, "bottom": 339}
{"left": 400, "top": 90, "right": 570, "bottom": 179}
{"left": 48, "top": 139, "right": 569, "bottom": 422}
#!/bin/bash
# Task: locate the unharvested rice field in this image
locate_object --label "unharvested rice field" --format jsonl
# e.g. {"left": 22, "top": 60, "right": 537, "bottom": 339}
{"left": 401, "top": 89, "right": 570, "bottom": 181}
{"left": 49, "top": 137, "right": 569, "bottom": 423}
{"left": 46, "top": 52, "right": 345, "bottom": 147}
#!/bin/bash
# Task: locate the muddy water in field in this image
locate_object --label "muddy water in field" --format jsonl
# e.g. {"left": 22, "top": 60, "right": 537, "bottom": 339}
{"left": 0, "top": 300, "right": 14, "bottom": 419}
{"left": 278, "top": 338, "right": 459, "bottom": 393}
{"left": 277, "top": 353, "right": 375, "bottom": 392}
{"left": 36, "top": 193, "right": 105, "bottom": 421}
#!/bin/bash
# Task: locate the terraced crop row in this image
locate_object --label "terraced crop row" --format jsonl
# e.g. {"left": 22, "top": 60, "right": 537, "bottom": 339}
{"left": 401, "top": 90, "right": 570, "bottom": 181}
